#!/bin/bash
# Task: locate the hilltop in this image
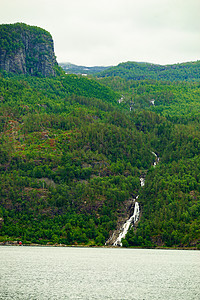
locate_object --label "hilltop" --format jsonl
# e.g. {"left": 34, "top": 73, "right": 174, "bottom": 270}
{"left": 96, "top": 61, "right": 200, "bottom": 81}
{"left": 59, "top": 61, "right": 200, "bottom": 82}
{"left": 59, "top": 62, "right": 110, "bottom": 75}
{"left": 0, "top": 23, "right": 61, "bottom": 77}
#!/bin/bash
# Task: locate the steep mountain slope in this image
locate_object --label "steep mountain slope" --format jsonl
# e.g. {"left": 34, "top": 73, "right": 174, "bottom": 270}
{"left": 0, "top": 75, "right": 156, "bottom": 246}
{"left": 0, "top": 23, "right": 200, "bottom": 249}
{"left": 1, "top": 73, "right": 200, "bottom": 248}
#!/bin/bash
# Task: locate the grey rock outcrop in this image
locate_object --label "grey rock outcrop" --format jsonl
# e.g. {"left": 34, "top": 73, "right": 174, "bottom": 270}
{"left": 0, "top": 23, "right": 58, "bottom": 77}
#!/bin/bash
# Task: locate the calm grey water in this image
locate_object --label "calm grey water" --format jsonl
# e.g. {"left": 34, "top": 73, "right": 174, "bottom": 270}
{"left": 0, "top": 246, "right": 199, "bottom": 300}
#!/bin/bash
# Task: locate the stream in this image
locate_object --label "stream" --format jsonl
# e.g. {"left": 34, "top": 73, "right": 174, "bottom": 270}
{"left": 112, "top": 151, "right": 159, "bottom": 246}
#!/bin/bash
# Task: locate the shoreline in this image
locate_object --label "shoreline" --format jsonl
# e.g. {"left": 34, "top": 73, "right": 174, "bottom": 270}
{"left": 0, "top": 242, "right": 198, "bottom": 250}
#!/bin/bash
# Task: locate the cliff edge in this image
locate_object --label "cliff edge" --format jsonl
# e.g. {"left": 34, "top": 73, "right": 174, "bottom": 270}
{"left": 0, "top": 23, "right": 58, "bottom": 77}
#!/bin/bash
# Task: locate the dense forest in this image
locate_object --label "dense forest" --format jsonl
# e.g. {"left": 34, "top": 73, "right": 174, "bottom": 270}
{"left": 0, "top": 24, "right": 200, "bottom": 249}
{"left": 96, "top": 74, "right": 200, "bottom": 249}
{"left": 0, "top": 71, "right": 200, "bottom": 249}
{"left": 0, "top": 73, "right": 155, "bottom": 246}
{"left": 97, "top": 76, "right": 200, "bottom": 120}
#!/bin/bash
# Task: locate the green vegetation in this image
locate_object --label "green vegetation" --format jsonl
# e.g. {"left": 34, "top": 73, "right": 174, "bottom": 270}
{"left": 0, "top": 23, "right": 52, "bottom": 54}
{"left": 0, "top": 25, "right": 200, "bottom": 248}
{"left": 0, "top": 23, "right": 61, "bottom": 77}
{"left": 97, "top": 61, "right": 200, "bottom": 82}
{"left": 0, "top": 73, "right": 154, "bottom": 246}
{"left": 121, "top": 121, "right": 200, "bottom": 248}
{"left": 98, "top": 77, "right": 200, "bottom": 120}
{"left": 127, "top": 156, "right": 200, "bottom": 248}
{"left": 97, "top": 73, "right": 200, "bottom": 249}
{"left": 1, "top": 70, "right": 200, "bottom": 248}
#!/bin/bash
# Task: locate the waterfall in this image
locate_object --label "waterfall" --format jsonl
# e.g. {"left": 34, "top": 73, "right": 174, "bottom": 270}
{"left": 112, "top": 151, "right": 159, "bottom": 247}
{"left": 152, "top": 151, "right": 159, "bottom": 167}
{"left": 113, "top": 197, "right": 140, "bottom": 246}
{"left": 140, "top": 177, "right": 145, "bottom": 187}
{"left": 113, "top": 186, "right": 142, "bottom": 246}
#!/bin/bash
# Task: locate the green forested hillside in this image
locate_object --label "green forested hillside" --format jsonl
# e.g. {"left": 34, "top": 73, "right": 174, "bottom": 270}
{"left": 0, "top": 73, "right": 156, "bottom": 246}
{"left": 96, "top": 75, "right": 200, "bottom": 248}
{"left": 97, "top": 61, "right": 200, "bottom": 82}
{"left": 0, "top": 22, "right": 200, "bottom": 248}
{"left": 121, "top": 117, "right": 200, "bottom": 248}
{"left": 0, "top": 70, "right": 200, "bottom": 248}
{"left": 98, "top": 77, "right": 200, "bottom": 121}
{"left": 129, "top": 156, "right": 200, "bottom": 248}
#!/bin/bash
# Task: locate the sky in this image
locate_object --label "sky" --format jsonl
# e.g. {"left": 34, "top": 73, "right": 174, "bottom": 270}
{"left": 1, "top": 0, "right": 200, "bottom": 66}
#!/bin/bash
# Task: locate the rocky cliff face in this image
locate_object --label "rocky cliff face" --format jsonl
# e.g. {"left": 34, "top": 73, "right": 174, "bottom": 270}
{"left": 0, "top": 23, "right": 58, "bottom": 77}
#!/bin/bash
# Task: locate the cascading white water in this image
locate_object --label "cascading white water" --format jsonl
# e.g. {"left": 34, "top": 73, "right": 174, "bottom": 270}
{"left": 113, "top": 197, "right": 140, "bottom": 246}
{"left": 112, "top": 174, "right": 145, "bottom": 246}
{"left": 113, "top": 151, "right": 159, "bottom": 247}
{"left": 140, "top": 177, "right": 145, "bottom": 187}
{"left": 152, "top": 151, "right": 159, "bottom": 167}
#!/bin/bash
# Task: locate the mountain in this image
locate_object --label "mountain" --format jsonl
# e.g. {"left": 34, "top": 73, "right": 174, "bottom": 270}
{"left": 1, "top": 72, "right": 200, "bottom": 249}
{"left": 96, "top": 61, "right": 200, "bottom": 81}
{"left": 59, "top": 62, "right": 110, "bottom": 75}
{"left": 0, "top": 23, "right": 200, "bottom": 249}
{"left": 0, "top": 23, "right": 61, "bottom": 77}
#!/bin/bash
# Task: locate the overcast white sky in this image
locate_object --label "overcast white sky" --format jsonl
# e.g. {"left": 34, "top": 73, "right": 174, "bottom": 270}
{"left": 1, "top": 0, "right": 200, "bottom": 66}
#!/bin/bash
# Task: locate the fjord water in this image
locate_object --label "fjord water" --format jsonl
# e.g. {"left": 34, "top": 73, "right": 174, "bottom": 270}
{"left": 0, "top": 247, "right": 199, "bottom": 300}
